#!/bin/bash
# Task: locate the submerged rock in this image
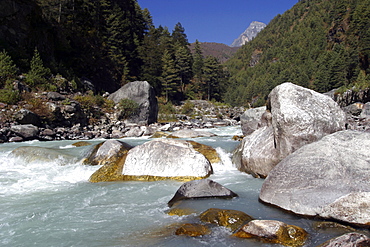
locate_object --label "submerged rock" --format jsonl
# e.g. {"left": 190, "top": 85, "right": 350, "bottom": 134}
{"left": 168, "top": 179, "right": 238, "bottom": 207}
{"left": 175, "top": 223, "right": 211, "bottom": 237}
{"left": 10, "top": 146, "right": 76, "bottom": 164}
{"left": 168, "top": 129, "right": 216, "bottom": 138}
{"left": 234, "top": 220, "right": 307, "bottom": 247}
{"left": 259, "top": 130, "right": 370, "bottom": 226}
{"left": 317, "top": 232, "right": 370, "bottom": 247}
{"left": 199, "top": 208, "right": 253, "bottom": 232}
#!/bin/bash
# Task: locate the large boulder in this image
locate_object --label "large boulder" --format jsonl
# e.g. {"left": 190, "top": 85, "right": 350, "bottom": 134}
{"left": 168, "top": 179, "right": 238, "bottom": 207}
{"left": 259, "top": 130, "right": 370, "bottom": 226}
{"left": 121, "top": 139, "right": 213, "bottom": 181}
{"left": 318, "top": 232, "right": 370, "bottom": 247}
{"left": 89, "top": 139, "right": 214, "bottom": 182}
{"left": 234, "top": 220, "right": 307, "bottom": 246}
{"left": 240, "top": 106, "right": 266, "bottom": 135}
{"left": 14, "top": 109, "right": 41, "bottom": 126}
{"left": 108, "top": 81, "right": 158, "bottom": 124}
{"left": 233, "top": 82, "right": 346, "bottom": 177}
{"left": 10, "top": 124, "right": 39, "bottom": 140}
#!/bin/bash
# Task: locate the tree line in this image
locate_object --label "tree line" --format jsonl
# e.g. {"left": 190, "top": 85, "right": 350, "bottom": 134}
{"left": 224, "top": 0, "right": 370, "bottom": 107}
{"left": 0, "top": 0, "right": 226, "bottom": 104}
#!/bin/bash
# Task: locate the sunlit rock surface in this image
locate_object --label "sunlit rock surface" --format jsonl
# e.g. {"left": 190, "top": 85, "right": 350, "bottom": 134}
{"left": 122, "top": 139, "right": 213, "bottom": 180}
{"left": 234, "top": 220, "right": 307, "bottom": 247}
{"left": 234, "top": 82, "right": 346, "bottom": 177}
{"left": 318, "top": 232, "right": 370, "bottom": 247}
{"left": 260, "top": 130, "right": 370, "bottom": 226}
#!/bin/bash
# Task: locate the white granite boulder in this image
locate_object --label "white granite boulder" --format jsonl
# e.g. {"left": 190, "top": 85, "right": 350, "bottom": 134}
{"left": 259, "top": 130, "right": 370, "bottom": 226}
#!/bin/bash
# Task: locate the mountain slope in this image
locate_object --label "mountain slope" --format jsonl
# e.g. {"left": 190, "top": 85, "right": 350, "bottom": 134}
{"left": 230, "top": 21, "right": 266, "bottom": 47}
{"left": 189, "top": 42, "right": 239, "bottom": 63}
{"left": 224, "top": 0, "right": 370, "bottom": 107}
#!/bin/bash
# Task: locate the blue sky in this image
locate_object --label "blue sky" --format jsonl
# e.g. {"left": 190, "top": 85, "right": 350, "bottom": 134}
{"left": 137, "top": 0, "right": 299, "bottom": 45}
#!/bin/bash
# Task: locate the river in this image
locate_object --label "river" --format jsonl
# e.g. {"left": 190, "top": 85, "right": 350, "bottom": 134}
{"left": 0, "top": 126, "right": 361, "bottom": 246}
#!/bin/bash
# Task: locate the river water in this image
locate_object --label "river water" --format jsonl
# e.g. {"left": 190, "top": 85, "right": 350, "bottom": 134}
{"left": 0, "top": 126, "right": 362, "bottom": 246}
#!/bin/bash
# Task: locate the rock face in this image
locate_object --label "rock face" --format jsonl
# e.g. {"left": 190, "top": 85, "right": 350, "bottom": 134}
{"left": 108, "top": 81, "right": 158, "bottom": 124}
{"left": 259, "top": 130, "right": 370, "bottom": 226}
{"left": 122, "top": 139, "right": 213, "bottom": 180}
{"left": 168, "top": 179, "right": 238, "bottom": 207}
{"left": 230, "top": 21, "right": 266, "bottom": 47}
{"left": 318, "top": 232, "right": 370, "bottom": 247}
{"left": 234, "top": 82, "right": 346, "bottom": 177}
{"left": 234, "top": 220, "right": 308, "bottom": 246}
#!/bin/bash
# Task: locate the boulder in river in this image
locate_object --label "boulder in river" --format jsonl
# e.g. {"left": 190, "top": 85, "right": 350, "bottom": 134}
{"left": 121, "top": 139, "right": 213, "bottom": 181}
{"left": 259, "top": 130, "right": 370, "bottom": 226}
{"left": 175, "top": 223, "right": 211, "bottom": 237}
{"left": 86, "top": 140, "right": 132, "bottom": 183}
{"left": 199, "top": 208, "right": 253, "bottom": 232}
{"left": 318, "top": 232, "right": 370, "bottom": 247}
{"left": 168, "top": 179, "right": 238, "bottom": 207}
{"left": 233, "top": 220, "right": 308, "bottom": 246}
{"left": 89, "top": 139, "right": 214, "bottom": 182}
{"left": 233, "top": 82, "right": 346, "bottom": 177}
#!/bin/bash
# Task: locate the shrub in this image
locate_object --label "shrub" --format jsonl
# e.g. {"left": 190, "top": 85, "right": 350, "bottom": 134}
{"left": 118, "top": 98, "right": 140, "bottom": 119}
{"left": 0, "top": 88, "right": 20, "bottom": 105}
{"left": 181, "top": 101, "right": 195, "bottom": 115}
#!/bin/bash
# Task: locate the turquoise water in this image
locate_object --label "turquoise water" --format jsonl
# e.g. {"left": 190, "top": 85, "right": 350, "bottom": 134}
{"left": 0, "top": 127, "right": 362, "bottom": 246}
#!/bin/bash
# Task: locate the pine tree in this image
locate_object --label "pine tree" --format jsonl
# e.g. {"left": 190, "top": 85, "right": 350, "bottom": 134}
{"left": 26, "top": 48, "right": 52, "bottom": 90}
{"left": 192, "top": 40, "right": 204, "bottom": 82}
{"left": 161, "top": 49, "right": 179, "bottom": 102}
{"left": 172, "top": 22, "right": 188, "bottom": 47}
{"left": 0, "top": 50, "right": 17, "bottom": 88}
{"left": 203, "top": 56, "right": 223, "bottom": 101}
{"left": 174, "top": 43, "right": 193, "bottom": 94}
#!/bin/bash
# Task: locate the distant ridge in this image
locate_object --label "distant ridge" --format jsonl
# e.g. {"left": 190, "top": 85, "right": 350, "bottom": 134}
{"left": 230, "top": 21, "right": 266, "bottom": 47}
{"left": 189, "top": 42, "right": 239, "bottom": 63}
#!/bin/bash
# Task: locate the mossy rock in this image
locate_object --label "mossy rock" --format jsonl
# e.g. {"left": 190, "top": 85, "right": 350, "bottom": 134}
{"left": 150, "top": 131, "right": 170, "bottom": 138}
{"left": 175, "top": 223, "right": 211, "bottom": 237}
{"left": 188, "top": 141, "right": 220, "bottom": 164}
{"left": 89, "top": 153, "right": 128, "bottom": 182}
{"left": 199, "top": 208, "right": 253, "bottom": 232}
{"left": 233, "top": 220, "right": 308, "bottom": 247}
{"left": 72, "top": 141, "right": 91, "bottom": 147}
{"left": 166, "top": 208, "right": 197, "bottom": 216}
{"left": 312, "top": 221, "right": 356, "bottom": 232}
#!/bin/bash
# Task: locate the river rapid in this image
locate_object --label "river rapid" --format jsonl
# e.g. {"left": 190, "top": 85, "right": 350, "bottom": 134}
{"left": 0, "top": 126, "right": 362, "bottom": 246}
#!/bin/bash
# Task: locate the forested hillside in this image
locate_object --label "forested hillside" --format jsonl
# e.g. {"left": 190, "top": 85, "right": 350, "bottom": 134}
{"left": 0, "top": 0, "right": 225, "bottom": 104}
{"left": 224, "top": 0, "right": 370, "bottom": 106}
